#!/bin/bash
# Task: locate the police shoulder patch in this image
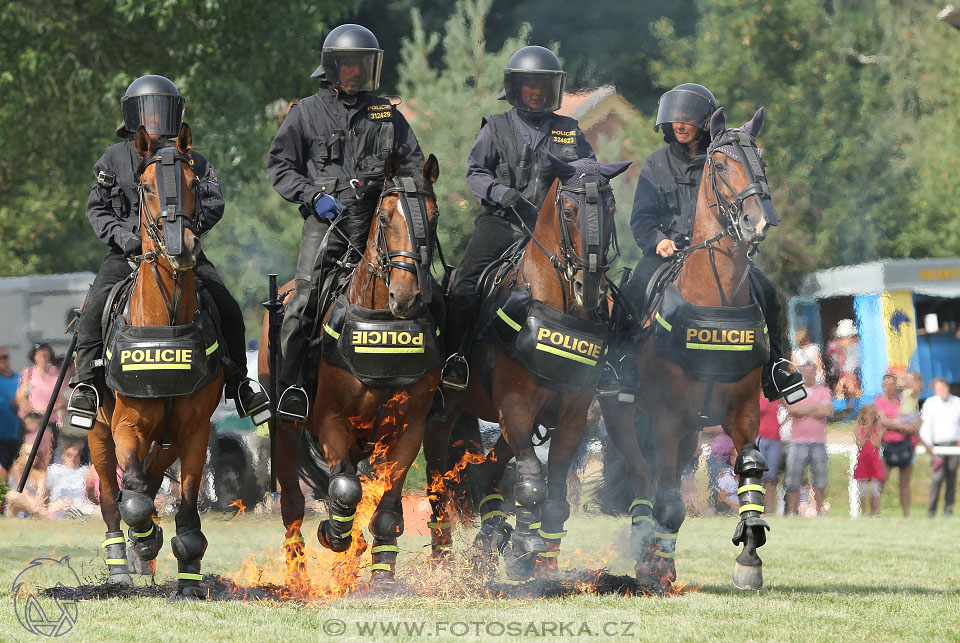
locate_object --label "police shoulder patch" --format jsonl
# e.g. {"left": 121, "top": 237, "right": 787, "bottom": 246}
{"left": 207, "top": 167, "right": 219, "bottom": 185}
{"left": 367, "top": 102, "right": 393, "bottom": 122}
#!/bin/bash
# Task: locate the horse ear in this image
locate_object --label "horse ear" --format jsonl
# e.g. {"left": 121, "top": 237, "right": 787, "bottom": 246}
{"left": 546, "top": 154, "right": 577, "bottom": 183}
{"left": 598, "top": 161, "right": 632, "bottom": 180}
{"left": 709, "top": 107, "right": 726, "bottom": 142}
{"left": 421, "top": 153, "right": 439, "bottom": 184}
{"left": 135, "top": 126, "right": 152, "bottom": 157}
{"left": 384, "top": 153, "right": 402, "bottom": 180}
{"left": 176, "top": 122, "right": 192, "bottom": 155}
{"left": 742, "top": 107, "right": 765, "bottom": 138}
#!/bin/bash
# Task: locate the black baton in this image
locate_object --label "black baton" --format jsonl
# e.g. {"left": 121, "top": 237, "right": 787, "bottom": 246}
{"left": 263, "top": 274, "right": 282, "bottom": 493}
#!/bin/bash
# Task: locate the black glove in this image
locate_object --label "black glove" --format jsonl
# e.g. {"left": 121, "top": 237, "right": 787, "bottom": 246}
{"left": 122, "top": 236, "right": 142, "bottom": 256}
{"left": 499, "top": 188, "right": 520, "bottom": 209}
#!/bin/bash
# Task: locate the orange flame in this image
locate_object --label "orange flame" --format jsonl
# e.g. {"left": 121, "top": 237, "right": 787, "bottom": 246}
{"left": 228, "top": 499, "right": 246, "bottom": 520}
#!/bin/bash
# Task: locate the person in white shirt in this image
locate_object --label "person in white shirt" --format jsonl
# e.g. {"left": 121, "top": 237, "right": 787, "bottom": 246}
{"left": 918, "top": 377, "right": 960, "bottom": 517}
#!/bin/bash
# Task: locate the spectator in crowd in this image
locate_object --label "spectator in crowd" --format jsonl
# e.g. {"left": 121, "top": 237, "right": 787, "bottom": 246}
{"left": 876, "top": 373, "right": 920, "bottom": 517}
{"left": 792, "top": 329, "right": 824, "bottom": 385}
{"left": 20, "top": 412, "right": 54, "bottom": 456}
{"left": 45, "top": 442, "right": 99, "bottom": 519}
{"left": 757, "top": 394, "right": 783, "bottom": 513}
{"left": 704, "top": 425, "right": 735, "bottom": 514}
{"left": 853, "top": 405, "right": 885, "bottom": 517}
{"left": 15, "top": 343, "right": 64, "bottom": 428}
{"left": 916, "top": 377, "right": 960, "bottom": 517}
{"left": 900, "top": 371, "right": 923, "bottom": 426}
{"left": 0, "top": 346, "right": 19, "bottom": 481}
{"left": 826, "top": 319, "right": 861, "bottom": 406}
{"left": 5, "top": 441, "right": 51, "bottom": 518}
{"left": 784, "top": 364, "right": 833, "bottom": 516}
{"left": 715, "top": 447, "right": 740, "bottom": 515}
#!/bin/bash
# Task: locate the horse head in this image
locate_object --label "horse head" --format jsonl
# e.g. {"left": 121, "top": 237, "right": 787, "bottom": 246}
{"left": 374, "top": 153, "right": 440, "bottom": 319}
{"left": 135, "top": 123, "right": 200, "bottom": 271}
{"left": 706, "top": 107, "right": 779, "bottom": 248}
{"left": 546, "top": 156, "right": 631, "bottom": 311}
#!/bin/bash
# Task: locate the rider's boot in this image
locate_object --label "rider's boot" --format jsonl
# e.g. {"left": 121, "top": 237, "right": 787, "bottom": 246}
{"left": 276, "top": 346, "right": 309, "bottom": 423}
{"left": 752, "top": 268, "right": 806, "bottom": 404}
{"left": 439, "top": 353, "right": 469, "bottom": 391}
{"left": 762, "top": 358, "right": 806, "bottom": 404}
{"left": 67, "top": 378, "right": 101, "bottom": 430}
{"left": 427, "top": 388, "right": 446, "bottom": 422}
{"left": 222, "top": 358, "right": 271, "bottom": 424}
{"left": 596, "top": 346, "right": 637, "bottom": 403}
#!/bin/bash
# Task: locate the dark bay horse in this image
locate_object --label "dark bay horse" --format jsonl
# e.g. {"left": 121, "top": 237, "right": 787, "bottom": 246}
{"left": 425, "top": 158, "right": 630, "bottom": 580}
{"left": 259, "top": 155, "right": 441, "bottom": 591}
{"left": 600, "top": 108, "right": 779, "bottom": 590}
{"left": 88, "top": 124, "right": 223, "bottom": 600}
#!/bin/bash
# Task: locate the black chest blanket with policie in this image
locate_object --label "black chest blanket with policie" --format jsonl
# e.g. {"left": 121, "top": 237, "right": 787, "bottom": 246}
{"left": 490, "top": 286, "right": 607, "bottom": 393}
{"left": 321, "top": 295, "right": 442, "bottom": 388}
{"left": 652, "top": 284, "right": 768, "bottom": 383}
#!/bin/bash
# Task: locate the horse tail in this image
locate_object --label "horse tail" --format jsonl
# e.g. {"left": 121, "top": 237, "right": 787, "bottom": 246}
{"left": 299, "top": 431, "right": 332, "bottom": 500}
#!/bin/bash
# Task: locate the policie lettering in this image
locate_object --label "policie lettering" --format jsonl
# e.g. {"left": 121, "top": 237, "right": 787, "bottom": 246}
{"left": 685, "top": 327, "right": 756, "bottom": 351}
{"left": 120, "top": 348, "right": 193, "bottom": 371}
{"left": 551, "top": 129, "right": 576, "bottom": 144}
{"left": 535, "top": 327, "right": 603, "bottom": 365}
{"left": 351, "top": 330, "right": 425, "bottom": 354}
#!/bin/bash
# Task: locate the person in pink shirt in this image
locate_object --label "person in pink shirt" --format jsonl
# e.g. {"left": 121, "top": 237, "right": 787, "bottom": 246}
{"left": 15, "top": 343, "right": 64, "bottom": 427}
{"left": 757, "top": 394, "right": 783, "bottom": 513}
{"left": 784, "top": 364, "right": 833, "bottom": 515}
{"left": 853, "top": 405, "right": 886, "bottom": 516}
{"left": 875, "top": 373, "right": 920, "bottom": 517}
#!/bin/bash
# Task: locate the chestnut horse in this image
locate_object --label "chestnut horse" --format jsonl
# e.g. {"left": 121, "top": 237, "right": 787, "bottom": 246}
{"left": 88, "top": 124, "right": 223, "bottom": 600}
{"left": 259, "top": 155, "right": 441, "bottom": 589}
{"left": 600, "top": 108, "right": 779, "bottom": 590}
{"left": 425, "top": 158, "right": 630, "bottom": 580}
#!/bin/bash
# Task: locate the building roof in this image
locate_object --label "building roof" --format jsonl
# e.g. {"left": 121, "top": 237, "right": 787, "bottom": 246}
{"left": 799, "top": 258, "right": 960, "bottom": 299}
{"left": 0, "top": 272, "right": 95, "bottom": 293}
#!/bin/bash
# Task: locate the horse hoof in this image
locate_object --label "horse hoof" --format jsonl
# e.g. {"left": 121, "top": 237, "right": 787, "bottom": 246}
{"left": 107, "top": 572, "right": 134, "bottom": 587}
{"left": 369, "top": 571, "right": 398, "bottom": 594}
{"left": 732, "top": 562, "right": 763, "bottom": 590}
{"left": 502, "top": 544, "right": 536, "bottom": 581}
{"left": 167, "top": 586, "right": 204, "bottom": 603}
{"left": 473, "top": 521, "right": 511, "bottom": 555}
{"left": 317, "top": 521, "right": 352, "bottom": 553}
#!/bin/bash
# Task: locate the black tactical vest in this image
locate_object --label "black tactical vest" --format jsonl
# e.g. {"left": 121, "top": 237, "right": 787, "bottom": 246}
{"left": 97, "top": 141, "right": 145, "bottom": 235}
{"left": 654, "top": 144, "right": 705, "bottom": 245}
{"left": 297, "top": 92, "right": 396, "bottom": 202}
{"left": 482, "top": 112, "right": 582, "bottom": 218}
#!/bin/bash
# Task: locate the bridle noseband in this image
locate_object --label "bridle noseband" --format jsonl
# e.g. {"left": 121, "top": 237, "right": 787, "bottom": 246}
{"left": 556, "top": 176, "right": 615, "bottom": 309}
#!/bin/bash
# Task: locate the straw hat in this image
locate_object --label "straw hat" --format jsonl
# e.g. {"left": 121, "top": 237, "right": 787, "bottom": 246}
{"left": 836, "top": 318, "right": 857, "bottom": 338}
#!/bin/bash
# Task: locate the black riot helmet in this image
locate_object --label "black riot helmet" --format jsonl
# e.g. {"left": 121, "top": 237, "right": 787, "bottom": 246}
{"left": 311, "top": 24, "right": 383, "bottom": 94}
{"left": 501, "top": 46, "right": 566, "bottom": 114}
{"left": 119, "top": 75, "right": 185, "bottom": 138}
{"left": 654, "top": 83, "right": 718, "bottom": 134}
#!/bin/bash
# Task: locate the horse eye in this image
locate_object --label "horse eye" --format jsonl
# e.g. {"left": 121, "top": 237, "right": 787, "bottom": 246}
{"left": 715, "top": 162, "right": 726, "bottom": 172}
{"left": 562, "top": 209, "right": 575, "bottom": 220}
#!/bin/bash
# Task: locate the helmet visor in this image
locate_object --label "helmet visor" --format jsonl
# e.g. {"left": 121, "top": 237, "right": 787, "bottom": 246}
{"left": 321, "top": 49, "right": 383, "bottom": 93}
{"left": 504, "top": 71, "right": 565, "bottom": 113}
{"left": 655, "top": 90, "right": 714, "bottom": 131}
{"left": 122, "top": 95, "right": 184, "bottom": 137}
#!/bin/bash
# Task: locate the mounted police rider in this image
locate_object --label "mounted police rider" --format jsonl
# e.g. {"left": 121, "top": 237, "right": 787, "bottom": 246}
{"left": 67, "top": 75, "right": 270, "bottom": 429}
{"left": 609, "top": 83, "right": 805, "bottom": 404}
{"left": 268, "top": 24, "right": 424, "bottom": 422}
{"left": 440, "top": 46, "right": 595, "bottom": 391}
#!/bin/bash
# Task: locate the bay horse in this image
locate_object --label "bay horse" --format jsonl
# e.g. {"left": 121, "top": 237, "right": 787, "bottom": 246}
{"left": 600, "top": 107, "right": 779, "bottom": 590}
{"left": 425, "top": 157, "right": 630, "bottom": 580}
{"left": 87, "top": 124, "right": 223, "bottom": 601}
{"left": 259, "top": 155, "right": 441, "bottom": 590}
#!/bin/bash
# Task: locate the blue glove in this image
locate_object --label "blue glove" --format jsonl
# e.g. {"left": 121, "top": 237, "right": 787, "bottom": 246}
{"left": 314, "top": 192, "right": 345, "bottom": 221}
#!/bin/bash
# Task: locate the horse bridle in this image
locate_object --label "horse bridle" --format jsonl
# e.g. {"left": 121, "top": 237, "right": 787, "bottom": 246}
{"left": 135, "top": 145, "right": 199, "bottom": 324}
{"left": 705, "top": 129, "right": 778, "bottom": 248}
{"left": 555, "top": 175, "right": 614, "bottom": 309}
{"left": 372, "top": 175, "right": 438, "bottom": 304}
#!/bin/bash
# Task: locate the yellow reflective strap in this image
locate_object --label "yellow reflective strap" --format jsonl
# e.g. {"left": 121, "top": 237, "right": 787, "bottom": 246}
{"left": 431, "top": 543, "right": 452, "bottom": 550}
{"left": 655, "top": 312, "right": 672, "bottom": 331}
{"left": 685, "top": 342, "right": 753, "bottom": 352}
{"left": 427, "top": 521, "right": 452, "bottom": 529}
{"left": 371, "top": 563, "right": 393, "bottom": 571}
{"left": 371, "top": 545, "right": 400, "bottom": 554}
{"left": 632, "top": 515, "right": 653, "bottom": 524}
{"left": 654, "top": 550, "right": 675, "bottom": 559}
{"left": 535, "top": 342, "right": 597, "bottom": 366}
{"left": 354, "top": 346, "right": 425, "bottom": 354}
{"left": 629, "top": 499, "right": 653, "bottom": 511}
{"left": 105, "top": 559, "right": 128, "bottom": 566}
{"left": 323, "top": 324, "right": 340, "bottom": 340}
{"left": 106, "top": 348, "right": 113, "bottom": 359}
{"left": 496, "top": 308, "right": 521, "bottom": 332}
{"left": 178, "top": 572, "right": 203, "bottom": 581}
{"left": 538, "top": 550, "right": 560, "bottom": 558}
{"left": 205, "top": 341, "right": 219, "bottom": 356}
{"left": 482, "top": 510, "right": 507, "bottom": 521}
{"left": 739, "top": 504, "right": 765, "bottom": 515}
{"left": 283, "top": 536, "right": 305, "bottom": 547}
{"left": 738, "top": 484, "right": 766, "bottom": 494}
{"left": 655, "top": 532, "right": 678, "bottom": 540}
{"left": 133, "top": 525, "right": 154, "bottom": 538}
{"left": 529, "top": 522, "right": 541, "bottom": 530}
{"left": 479, "top": 493, "right": 504, "bottom": 507}
{"left": 538, "top": 529, "right": 567, "bottom": 540}
{"left": 331, "top": 513, "right": 356, "bottom": 522}
{"left": 101, "top": 536, "right": 125, "bottom": 547}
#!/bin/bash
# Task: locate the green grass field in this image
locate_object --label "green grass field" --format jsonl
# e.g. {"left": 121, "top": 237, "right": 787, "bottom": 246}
{"left": 2, "top": 497, "right": 959, "bottom": 642}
